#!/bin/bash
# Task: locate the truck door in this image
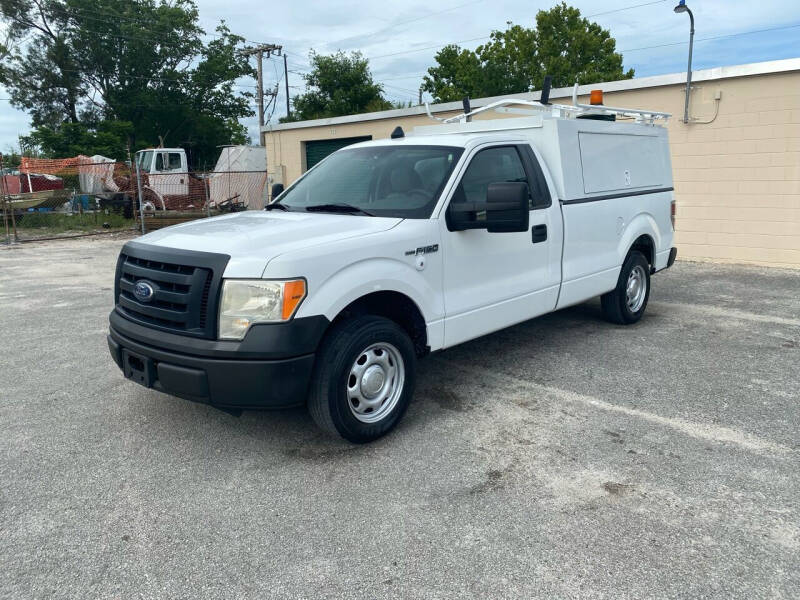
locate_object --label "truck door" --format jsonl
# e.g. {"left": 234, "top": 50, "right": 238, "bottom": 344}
{"left": 149, "top": 151, "right": 189, "bottom": 202}
{"left": 440, "top": 143, "right": 562, "bottom": 347}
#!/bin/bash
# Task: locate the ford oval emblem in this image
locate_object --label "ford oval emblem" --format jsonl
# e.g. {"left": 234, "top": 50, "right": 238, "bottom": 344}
{"left": 133, "top": 280, "right": 156, "bottom": 302}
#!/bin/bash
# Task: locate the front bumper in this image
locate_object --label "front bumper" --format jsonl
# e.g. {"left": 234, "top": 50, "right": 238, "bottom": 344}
{"left": 108, "top": 311, "right": 328, "bottom": 409}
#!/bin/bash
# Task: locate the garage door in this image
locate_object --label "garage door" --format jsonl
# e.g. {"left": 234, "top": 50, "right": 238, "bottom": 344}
{"left": 304, "top": 136, "right": 372, "bottom": 171}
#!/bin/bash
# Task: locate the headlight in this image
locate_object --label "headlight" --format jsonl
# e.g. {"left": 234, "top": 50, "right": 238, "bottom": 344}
{"left": 218, "top": 279, "right": 306, "bottom": 340}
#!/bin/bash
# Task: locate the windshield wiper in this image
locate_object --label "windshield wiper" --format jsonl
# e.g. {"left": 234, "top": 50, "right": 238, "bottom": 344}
{"left": 304, "top": 203, "right": 374, "bottom": 216}
{"left": 265, "top": 202, "right": 288, "bottom": 211}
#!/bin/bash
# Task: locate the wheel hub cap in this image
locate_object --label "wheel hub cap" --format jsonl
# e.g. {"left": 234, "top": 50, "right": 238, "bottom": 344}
{"left": 626, "top": 265, "right": 647, "bottom": 313}
{"left": 347, "top": 343, "right": 405, "bottom": 424}
{"left": 360, "top": 365, "right": 386, "bottom": 398}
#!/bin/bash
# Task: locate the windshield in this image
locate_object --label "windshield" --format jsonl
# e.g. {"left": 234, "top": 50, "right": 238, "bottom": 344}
{"left": 137, "top": 151, "right": 154, "bottom": 172}
{"left": 276, "top": 145, "right": 464, "bottom": 218}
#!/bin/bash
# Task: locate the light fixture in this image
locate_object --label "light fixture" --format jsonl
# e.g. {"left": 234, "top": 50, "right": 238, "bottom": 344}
{"left": 673, "top": 0, "right": 695, "bottom": 123}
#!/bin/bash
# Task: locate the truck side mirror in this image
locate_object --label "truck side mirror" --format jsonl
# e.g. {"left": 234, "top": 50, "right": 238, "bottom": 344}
{"left": 271, "top": 183, "right": 285, "bottom": 199}
{"left": 485, "top": 182, "right": 529, "bottom": 233}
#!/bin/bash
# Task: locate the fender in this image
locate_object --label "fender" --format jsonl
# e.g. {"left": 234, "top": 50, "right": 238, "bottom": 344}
{"left": 143, "top": 185, "right": 167, "bottom": 211}
{"left": 295, "top": 257, "right": 445, "bottom": 351}
{"left": 618, "top": 212, "right": 660, "bottom": 265}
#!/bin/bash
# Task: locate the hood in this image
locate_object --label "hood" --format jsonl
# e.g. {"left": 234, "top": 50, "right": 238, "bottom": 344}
{"left": 138, "top": 211, "right": 403, "bottom": 277}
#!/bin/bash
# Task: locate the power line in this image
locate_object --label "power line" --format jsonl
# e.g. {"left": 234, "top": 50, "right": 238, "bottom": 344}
{"left": 368, "top": 36, "right": 489, "bottom": 60}
{"left": 241, "top": 44, "right": 283, "bottom": 143}
{"left": 374, "top": 0, "right": 487, "bottom": 30}
{"left": 382, "top": 82, "right": 423, "bottom": 95}
{"left": 373, "top": 21, "right": 800, "bottom": 95}
{"left": 317, "top": 0, "right": 487, "bottom": 53}
{"left": 27, "top": 67, "right": 256, "bottom": 90}
{"left": 285, "top": 0, "right": 675, "bottom": 65}
{"left": 584, "top": 0, "right": 669, "bottom": 19}
{"left": 620, "top": 22, "right": 800, "bottom": 53}
{"left": 42, "top": 3, "right": 271, "bottom": 46}
{"left": 367, "top": 21, "right": 800, "bottom": 62}
{"left": 380, "top": 75, "right": 430, "bottom": 80}
{"left": 7, "top": 8, "right": 271, "bottom": 49}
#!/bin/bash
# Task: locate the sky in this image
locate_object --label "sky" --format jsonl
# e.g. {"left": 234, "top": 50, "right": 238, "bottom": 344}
{"left": 1, "top": 0, "right": 799, "bottom": 151}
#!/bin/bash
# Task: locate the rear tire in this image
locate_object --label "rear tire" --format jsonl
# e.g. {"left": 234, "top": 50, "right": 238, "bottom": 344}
{"left": 308, "top": 315, "right": 416, "bottom": 443}
{"left": 601, "top": 250, "right": 650, "bottom": 325}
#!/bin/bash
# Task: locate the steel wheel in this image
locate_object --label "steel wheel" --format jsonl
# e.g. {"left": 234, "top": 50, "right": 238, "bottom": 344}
{"left": 626, "top": 264, "right": 647, "bottom": 313}
{"left": 346, "top": 342, "right": 405, "bottom": 424}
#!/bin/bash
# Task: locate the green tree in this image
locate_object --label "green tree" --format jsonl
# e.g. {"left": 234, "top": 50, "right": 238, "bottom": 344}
{"left": 20, "top": 120, "right": 134, "bottom": 158}
{"left": 0, "top": 0, "right": 255, "bottom": 166}
{"left": 1, "top": 150, "right": 22, "bottom": 169}
{"left": 283, "top": 51, "right": 392, "bottom": 122}
{"left": 422, "top": 3, "right": 634, "bottom": 102}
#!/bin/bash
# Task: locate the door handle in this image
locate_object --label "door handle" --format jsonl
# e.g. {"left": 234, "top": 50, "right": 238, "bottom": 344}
{"left": 531, "top": 224, "right": 547, "bottom": 243}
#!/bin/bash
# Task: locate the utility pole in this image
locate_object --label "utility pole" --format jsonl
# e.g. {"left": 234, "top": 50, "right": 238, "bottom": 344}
{"left": 241, "top": 44, "right": 283, "bottom": 145}
{"left": 284, "top": 53, "right": 290, "bottom": 119}
{"left": 0, "top": 153, "right": 10, "bottom": 244}
{"left": 256, "top": 50, "right": 264, "bottom": 141}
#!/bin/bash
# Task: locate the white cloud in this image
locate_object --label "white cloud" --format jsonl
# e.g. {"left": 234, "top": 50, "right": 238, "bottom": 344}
{"left": 3, "top": 0, "right": 799, "bottom": 149}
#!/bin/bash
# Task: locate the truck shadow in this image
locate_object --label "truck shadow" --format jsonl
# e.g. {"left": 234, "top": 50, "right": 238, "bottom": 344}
{"left": 142, "top": 299, "right": 623, "bottom": 460}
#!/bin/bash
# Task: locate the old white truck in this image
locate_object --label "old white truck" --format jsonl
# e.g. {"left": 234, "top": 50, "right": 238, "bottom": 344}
{"left": 108, "top": 88, "right": 677, "bottom": 443}
{"left": 134, "top": 145, "right": 266, "bottom": 211}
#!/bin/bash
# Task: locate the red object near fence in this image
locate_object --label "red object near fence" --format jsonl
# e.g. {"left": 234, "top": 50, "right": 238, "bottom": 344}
{"left": 2, "top": 175, "right": 21, "bottom": 194}
{"left": 21, "top": 174, "right": 65, "bottom": 193}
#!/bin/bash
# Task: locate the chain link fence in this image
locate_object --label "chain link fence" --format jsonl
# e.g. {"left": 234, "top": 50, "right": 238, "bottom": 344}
{"left": 1, "top": 154, "right": 267, "bottom": 241}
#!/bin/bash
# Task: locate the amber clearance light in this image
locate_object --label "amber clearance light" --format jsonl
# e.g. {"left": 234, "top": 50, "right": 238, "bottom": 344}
{"left": 282, "top": 280, "right": 307, "bottom": 320}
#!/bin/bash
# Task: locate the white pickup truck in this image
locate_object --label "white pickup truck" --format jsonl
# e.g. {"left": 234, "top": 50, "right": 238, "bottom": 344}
{"left": 108, "top": 91, "right": 677, "bottom": 443}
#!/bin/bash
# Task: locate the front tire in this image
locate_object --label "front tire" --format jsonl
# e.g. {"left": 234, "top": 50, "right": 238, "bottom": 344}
{"left": 601, "top": 250, "right": 651, "bottom": 325}
{"left": 308, "top": 315, "right": 416, "bottom": 443}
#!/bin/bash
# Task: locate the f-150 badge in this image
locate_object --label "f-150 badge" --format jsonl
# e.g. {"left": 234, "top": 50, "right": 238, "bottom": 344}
{"left": 405, "top": 244, "right": 439, "bottom": 256}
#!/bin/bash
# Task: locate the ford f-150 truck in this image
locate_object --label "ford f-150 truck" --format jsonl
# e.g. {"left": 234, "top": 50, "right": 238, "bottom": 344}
{"left": 108, "top": 89, "right": 677, "bottom": 443}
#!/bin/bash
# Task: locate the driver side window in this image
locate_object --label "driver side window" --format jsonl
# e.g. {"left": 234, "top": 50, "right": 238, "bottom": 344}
{"left": 452, "top": 146, "right": 529, "bottom": 221}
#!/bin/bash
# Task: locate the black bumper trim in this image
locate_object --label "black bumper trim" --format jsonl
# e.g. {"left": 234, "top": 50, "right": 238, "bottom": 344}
{"left": 109, "top": 327, "right": 315, "bottom": 409}
{"left": 666, "top": 247, "right": 678, "bottom": 269}
{"left": 109, "top": 310, "right": 329, "bottom": 360}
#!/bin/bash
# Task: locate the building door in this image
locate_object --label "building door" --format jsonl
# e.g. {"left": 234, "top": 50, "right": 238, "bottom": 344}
{"left": 304, "top": 136, "right": 372, "bottom": 171}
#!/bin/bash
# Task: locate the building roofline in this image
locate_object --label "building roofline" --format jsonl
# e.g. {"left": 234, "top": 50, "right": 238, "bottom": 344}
{"left": 263, "top": 57, "right": 800, "bottom": 133}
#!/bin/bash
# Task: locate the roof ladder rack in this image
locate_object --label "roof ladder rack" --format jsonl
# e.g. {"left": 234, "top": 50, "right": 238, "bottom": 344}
{"left": 424, "top": 84, "right": 671, "bottom": 126}
{"left": 570, "top": 84, "right": 671, "bottom": 124}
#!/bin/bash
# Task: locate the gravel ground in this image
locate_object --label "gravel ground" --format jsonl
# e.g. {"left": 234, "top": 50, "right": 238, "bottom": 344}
{"left": 1, "top": 235, "right": 798, "bottom": 599}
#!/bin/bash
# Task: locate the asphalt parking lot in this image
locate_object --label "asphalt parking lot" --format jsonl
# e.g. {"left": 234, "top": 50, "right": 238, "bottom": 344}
{"left": 1, "top": 234, "right": 798, "bottom": 599}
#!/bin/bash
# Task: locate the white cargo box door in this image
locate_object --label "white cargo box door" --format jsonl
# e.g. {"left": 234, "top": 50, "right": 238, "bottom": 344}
{"left": 578, "top": 132, "right": 669, "bottom": 194}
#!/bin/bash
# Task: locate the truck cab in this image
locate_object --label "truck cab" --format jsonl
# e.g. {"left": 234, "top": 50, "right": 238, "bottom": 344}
{"left": 135, "top": 148, "right": 189, "bottom": 209}
{"left": 109, "top": 92, "right": 677, "bottom": 443}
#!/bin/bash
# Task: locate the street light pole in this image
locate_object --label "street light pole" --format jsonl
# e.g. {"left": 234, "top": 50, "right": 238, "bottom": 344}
{"left": 674, "top": 0, "right": 695, "bottom": 124}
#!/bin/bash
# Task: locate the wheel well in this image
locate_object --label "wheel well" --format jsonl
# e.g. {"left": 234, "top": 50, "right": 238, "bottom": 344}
{"left": 332, "top": 291, "right": 429, "bottom": 356}
{"left": 630, "top": 234, "right": 655, "bottom": 271}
